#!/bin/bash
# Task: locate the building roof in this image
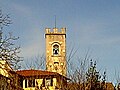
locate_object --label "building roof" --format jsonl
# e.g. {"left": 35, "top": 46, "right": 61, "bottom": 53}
{"left": 16, "top": 69, "right": 60, "bottom": 77}
{"left": 106, "top": 82, "right": 115, "bottom": 90}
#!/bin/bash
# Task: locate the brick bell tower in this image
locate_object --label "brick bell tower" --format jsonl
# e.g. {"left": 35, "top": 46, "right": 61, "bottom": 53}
{"left": 45, "top": 27, "right": 66, "bottom": 76}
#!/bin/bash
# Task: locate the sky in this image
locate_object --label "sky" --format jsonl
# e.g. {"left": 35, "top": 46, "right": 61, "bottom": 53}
{"left": 0, "top": 0, "right": 120, "bottom": 83}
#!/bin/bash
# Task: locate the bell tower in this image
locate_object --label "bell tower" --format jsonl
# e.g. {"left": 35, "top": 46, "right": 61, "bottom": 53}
{"left": 45, "top": 27, "right": 66, "bottom": 76}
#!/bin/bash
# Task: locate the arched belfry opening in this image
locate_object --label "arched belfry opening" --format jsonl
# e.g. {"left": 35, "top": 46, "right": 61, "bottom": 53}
{"left": 53, "top": 44, "right": 59, "bottom": 55}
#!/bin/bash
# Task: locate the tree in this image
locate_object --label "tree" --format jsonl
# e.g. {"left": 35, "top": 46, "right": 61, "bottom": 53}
{"left": 114, "top": 71, "right": 120, "bottom": 90}
{"left": 86, "top": 59, "right": 101, "bottom": 90}
{"left": 84, "top": 59, "right": 107, "bottom": 90}
{"left": 0, "top": 9, "right": 22, "bottom": 70}
{"left": 0, "top": 9, "right": 24, "bottom": 90}
{"left": 66, "top": 50, "right": 90, "bottom": 90}
{"left": 23, "top": 54, "right": 45, "bottom": 70}
{"left": 66, "top": 53, "right": 107, "bottom": 90}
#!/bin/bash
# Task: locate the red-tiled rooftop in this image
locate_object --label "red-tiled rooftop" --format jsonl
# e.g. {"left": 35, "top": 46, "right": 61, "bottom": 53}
{"left": 16, "top": 69, "right": 58, "bottom": 77}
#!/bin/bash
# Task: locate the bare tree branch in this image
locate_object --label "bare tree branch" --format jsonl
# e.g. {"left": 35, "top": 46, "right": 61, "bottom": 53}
{"left": 0, "top": 9, "right": 22, "bottom": 70}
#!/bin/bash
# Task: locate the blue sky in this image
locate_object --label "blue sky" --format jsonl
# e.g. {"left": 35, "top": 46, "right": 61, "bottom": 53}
{"left": 1, "top": 0, "right": 120, "bottom": 83}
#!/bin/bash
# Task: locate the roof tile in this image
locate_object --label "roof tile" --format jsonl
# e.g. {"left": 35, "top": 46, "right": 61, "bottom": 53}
{"left": 16, "top": 70, "right": 58, "bottom": 77}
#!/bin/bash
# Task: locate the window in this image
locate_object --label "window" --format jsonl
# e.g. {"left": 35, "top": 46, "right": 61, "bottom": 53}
{"left": 28, "top": 79, "right": 35, "bottom": 87}
{"left": 54, "top": 62, "right": 59, "bottom": 71}
{"left": 42, "top": 78, "right": 45, "bottom": 87}
{"left": 54, "top": 62, "right": 59, "bottom": 64}
{"left": 46, "top": 78, "right": 51, "bottom": 86}
{"left": 20, "top": 79, "right": 23, "bottom": 88}
{"left": 25, "top": 79, "right": 27, "bottom": 88}
{"left": 45, "top": 78, "right": 53, "bottom": 86}
{"left": 53, "top": 44, "right": 59, "bottom": 55}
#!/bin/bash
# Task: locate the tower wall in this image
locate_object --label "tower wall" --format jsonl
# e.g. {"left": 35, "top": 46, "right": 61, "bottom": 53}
{"left": 45, "top": 27, "right": 66, "bottom": 76}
